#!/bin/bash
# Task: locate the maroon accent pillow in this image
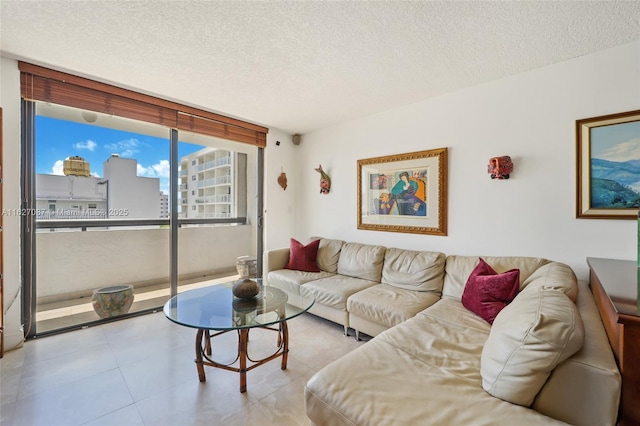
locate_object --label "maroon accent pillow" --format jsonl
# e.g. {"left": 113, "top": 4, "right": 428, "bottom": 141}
{"left": 284, "top": 238, "right": 321, "bottom": 272}
{"left": 461, "top": 258, "right": 520, "bottom": 324}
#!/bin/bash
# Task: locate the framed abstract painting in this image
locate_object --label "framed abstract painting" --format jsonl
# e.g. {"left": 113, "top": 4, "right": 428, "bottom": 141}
{"left": 577, "top": 109, "right": 640, "bottom": 219}
{"left": 357, "top": 148, "right": 448, "bottom": 235}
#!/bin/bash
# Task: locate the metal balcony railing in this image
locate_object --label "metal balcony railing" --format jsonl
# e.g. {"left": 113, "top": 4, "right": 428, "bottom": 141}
{"left": 195, "top": 212, "right": 232, "bottom": 219}
{"left": 34, "top": 217, "right": 253, "bottom": 332}
{"left": 194, "top": 194, "right": 231, "bottom": 204}
{"left": 36, "top": 216, "right": 246, "bottom": 232}
{"left": 195, "top": 175, "right": 232, "bottom": 188}
{"left": 194, "top": 156, "right": 231, "bottom": 172}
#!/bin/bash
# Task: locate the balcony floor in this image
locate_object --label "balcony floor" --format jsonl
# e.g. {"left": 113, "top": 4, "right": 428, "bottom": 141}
{"left": 35, "top": 271, "right": 240, "bottom": 334}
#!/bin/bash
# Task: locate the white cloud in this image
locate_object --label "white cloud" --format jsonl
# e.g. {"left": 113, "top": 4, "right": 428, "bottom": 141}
{"left": 137, "top": 164, "right": 155, "bottom": 177}
{"left": 137, "top": 160, "right": 170, "bottom": 178}
{"left": 73, "top": 139, "right": 97, "bottom": 151}
{"left": 152, "top": 160, "right": 170, "bottom": 178}
{"left": 104, "top": 138, "right": 141, "bottom": 158}
{"left": 52, "top": 160, "right": 65, "bottom": 175}
{"left": 137, "top": 160, "right": 170, "bottom": 195}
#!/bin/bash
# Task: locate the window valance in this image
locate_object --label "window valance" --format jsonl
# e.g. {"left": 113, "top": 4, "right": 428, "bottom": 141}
{"left": 19, "top": 62, "right": 267, "bottom": 147}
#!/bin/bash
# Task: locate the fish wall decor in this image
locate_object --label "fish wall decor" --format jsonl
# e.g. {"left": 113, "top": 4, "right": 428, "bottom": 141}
{"left": 315, "top": 164, "right": 331, "bottom": 194}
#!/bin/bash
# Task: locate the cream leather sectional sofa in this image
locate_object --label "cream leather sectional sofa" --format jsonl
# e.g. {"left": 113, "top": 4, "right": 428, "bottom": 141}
{"left": 264, "top": 238, "right": 621, "bottom": 426}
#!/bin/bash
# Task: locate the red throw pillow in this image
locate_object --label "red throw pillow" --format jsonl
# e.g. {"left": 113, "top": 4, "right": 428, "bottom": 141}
{"left": 461, "top": 258, "right": 520, "bottom": 324}
{"left": 284, "top": 238, "right": 321, "bottom": 272}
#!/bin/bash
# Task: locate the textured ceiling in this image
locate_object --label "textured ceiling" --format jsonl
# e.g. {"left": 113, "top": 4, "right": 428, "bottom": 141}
{"left": 1, "top": 1, "right": 639, "bottom": 135}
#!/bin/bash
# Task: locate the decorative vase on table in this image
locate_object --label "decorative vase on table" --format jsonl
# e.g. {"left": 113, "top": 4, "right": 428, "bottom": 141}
{"left": 232, "top": 278, "right": 260, "bottom": 300}
{"left": 92, "top": 285, "right": 134, "bottom": 318}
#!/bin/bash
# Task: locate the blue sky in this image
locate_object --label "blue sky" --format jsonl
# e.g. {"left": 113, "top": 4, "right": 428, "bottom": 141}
{"left": 36, "top": 116, "right": 202, "bottom": 194}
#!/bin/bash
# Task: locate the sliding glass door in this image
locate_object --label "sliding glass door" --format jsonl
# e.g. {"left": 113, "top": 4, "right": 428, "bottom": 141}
{"left": 20, "top": 62, "right": 266, "bottom": 338}
{"left": 31, "top": 103, "right": 172, "bottom": 334}
{"left": 23, "top": 102, "right": 262, "bottom": 337}
{"left": 176, "top": 133, "right": 259, "bottom": 294}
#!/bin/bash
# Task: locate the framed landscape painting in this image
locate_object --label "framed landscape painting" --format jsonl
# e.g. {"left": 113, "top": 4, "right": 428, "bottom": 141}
{"left": 357, "top": 148, "right": 448, "bottom": 235}
{"left": 577, "top": 109, "right": 640, "bottom": 219}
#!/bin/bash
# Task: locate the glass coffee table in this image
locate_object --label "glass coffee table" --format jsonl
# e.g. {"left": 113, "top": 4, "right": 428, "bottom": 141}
{"left": 163, "top": 280, "right": 314, "bottom": 393}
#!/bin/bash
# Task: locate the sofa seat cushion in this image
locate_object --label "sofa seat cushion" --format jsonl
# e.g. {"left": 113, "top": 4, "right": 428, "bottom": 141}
{"left": 267, "top": 269, "right": 335, "bottom": 296}
{"left": 347, "top": 283, "right": 441, "bottom": 329}
{"left": 379, "top": 299, "right": 490, "bottom": 379}
{"left": 381, "top": 248, "right": 445, "bottom": 292}
{"left": 481, "top": 287, "right": 585, "bottom": 407}
{"left": 416, "top": 297, "right": 494, "bottom": 336}
{"left": 443, "top": 255, "right": 549, "bottom": 300}
{"left": 300, "top": 275, "right": 379, "bottom": 310}
{"left": 306, "top": 306, "right": 567, "bottom": 426}
{"left": 337, "top": 242, "right": 386, "bottom": 282}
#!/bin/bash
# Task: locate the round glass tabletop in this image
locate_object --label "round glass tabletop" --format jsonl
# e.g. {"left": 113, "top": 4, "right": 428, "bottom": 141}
{"left": 163, "top": 280, "right": 314, "bottom": 330}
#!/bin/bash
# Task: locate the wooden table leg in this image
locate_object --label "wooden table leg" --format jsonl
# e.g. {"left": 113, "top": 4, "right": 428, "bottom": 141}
{"left": 239, "top": 328, "right": 249, "bottom": 393}
{"left": 205, "top": 331, "right": 212, "bottom": 356}
{"left": 193, "top": 321, "right": 291, "bottom": 393}
{"left": 281, "top": 320, "right": 289, "bottom": 370}
{"left": 195, "top": 329, "right": 206, "bottom": 382}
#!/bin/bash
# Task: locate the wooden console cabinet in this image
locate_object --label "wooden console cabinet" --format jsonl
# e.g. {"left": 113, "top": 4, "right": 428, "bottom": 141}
{"left": 587, "top": 257, "right": 640, "bottom": 426}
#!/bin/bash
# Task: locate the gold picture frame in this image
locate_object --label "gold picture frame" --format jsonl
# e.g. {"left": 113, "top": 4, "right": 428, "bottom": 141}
{"left": 576, "top": 109, "right": 640, "bottom": 219}
{"left": 357, "top": 148, "right": 448, "bottom": 235}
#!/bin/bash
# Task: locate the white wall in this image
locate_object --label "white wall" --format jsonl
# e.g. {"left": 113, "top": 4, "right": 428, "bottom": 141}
{"left": 36, "top": 174, "right": 107, "bottom": 201}
{"left": 1, "top": 57, "right": 24, "bottom": 350}
{"left": 292, "top": 40, "right": 640, "bottom": 281}
{"left": 264, "top": 128, "right": 299, "bottom": 250}
{"left": 36, "top": 225, "right": 251, "bottom": 299}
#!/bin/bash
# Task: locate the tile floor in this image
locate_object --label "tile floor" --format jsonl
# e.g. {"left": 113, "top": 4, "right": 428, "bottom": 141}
{"left": 1, "top": 310, "right": 369, "bottom": 426}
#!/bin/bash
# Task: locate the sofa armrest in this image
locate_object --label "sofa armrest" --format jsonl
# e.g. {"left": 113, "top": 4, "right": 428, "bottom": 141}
{"left": 532, "top": 280, "right": 621, "bottom": 426}
{"left": 263, "top": 247, "right": 290, "bottom": 276}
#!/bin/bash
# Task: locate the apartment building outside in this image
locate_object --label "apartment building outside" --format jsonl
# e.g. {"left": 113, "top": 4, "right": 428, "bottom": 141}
{"left": 36, "top": 155, "right": 162, "bottom": 220}
{"left": 102, "top": 155, "right": 161, "bottom": 219}
{"left": 179, "top": 147, "right": 247, "bottom": 219}
{"left": 160, "top": 192, "right": 169, "bottom": 218}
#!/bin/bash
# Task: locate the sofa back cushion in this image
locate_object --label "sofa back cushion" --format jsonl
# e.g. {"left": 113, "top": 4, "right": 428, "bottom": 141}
{"left": 481, "top": 287, "right": 584, "bottom": 407}
{"left": 442, "top": 256, "right": 549, "bottom": 300}
{"left": 337, "top": 242, "right": 385, "bottom": 282}
{"left": 311, "top": 237, "right": 344, "bottom": 273}
{"left": 382, "top": 248, "right": 445, "bottom": 293}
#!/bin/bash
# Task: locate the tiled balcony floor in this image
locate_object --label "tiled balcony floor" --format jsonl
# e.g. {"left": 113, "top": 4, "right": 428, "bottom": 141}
{"left": 35, "top": 271, "right": 241, "bottom": 334}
